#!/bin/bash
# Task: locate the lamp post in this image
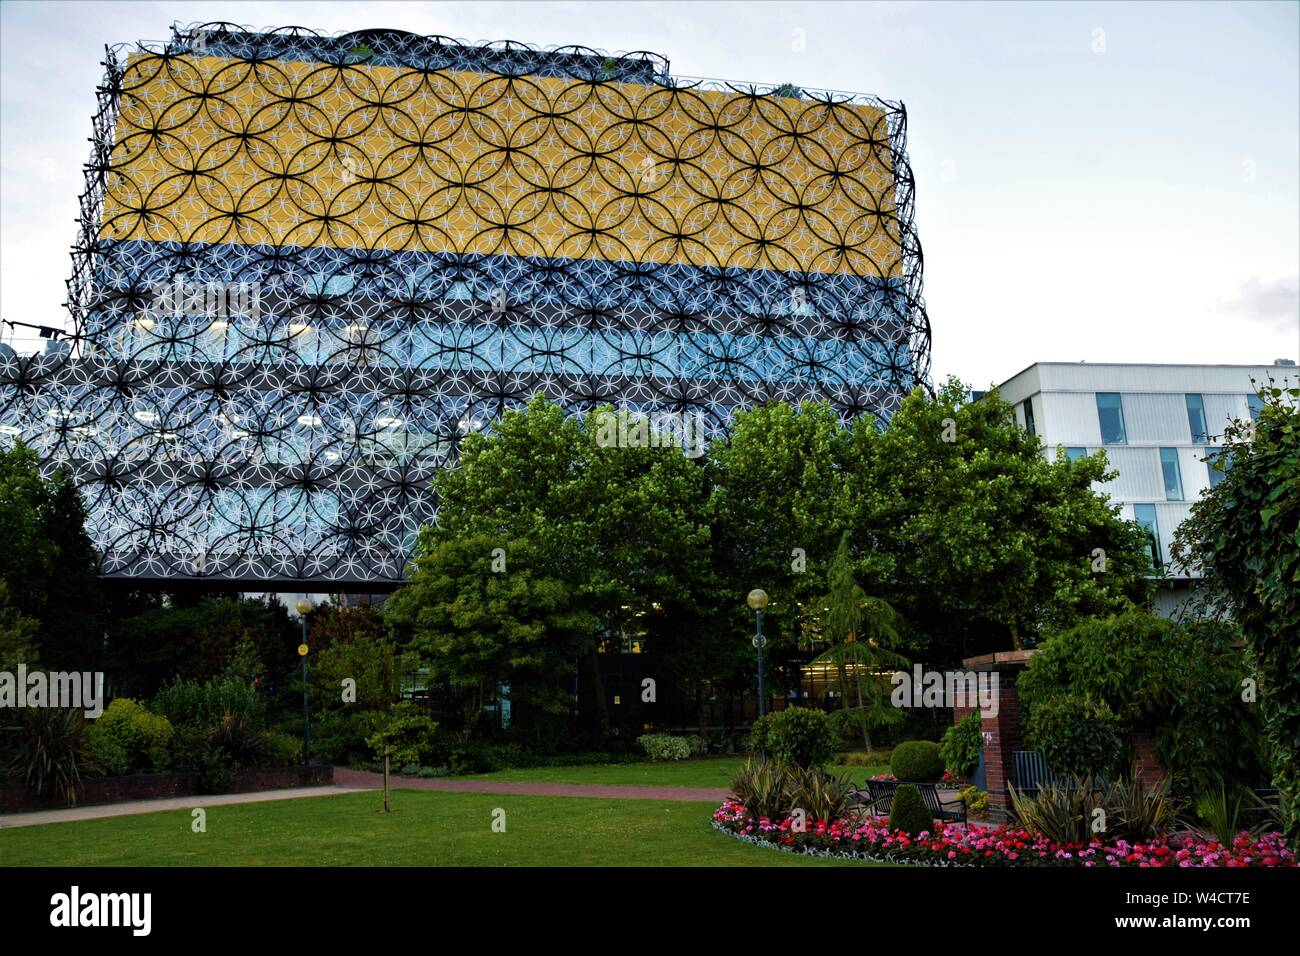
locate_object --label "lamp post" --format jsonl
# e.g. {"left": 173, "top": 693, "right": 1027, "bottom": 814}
{"left": 747, "top": 589, "right": 769, "bottom": 718}
{"left": 295, "top": 598, "right": 313, "bottom": 763}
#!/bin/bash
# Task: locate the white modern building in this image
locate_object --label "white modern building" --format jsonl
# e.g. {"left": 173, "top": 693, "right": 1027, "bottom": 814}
{"left": 997, "top": 361, "right": 1296, "bottom": 615}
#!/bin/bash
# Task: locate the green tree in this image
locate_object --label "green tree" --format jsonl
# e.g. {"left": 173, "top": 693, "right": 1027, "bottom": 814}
{"left": 1172, "top": 378, "right": 1300, "bottom": 839}
{"left": 709, "top": 401, "right": 850, "bottom": 697}
{"left": 311, "top": 633, "right": 414, "bottom": 713}
{"left": 0, "top": 580, "right": 40, "bottom": 670}
{"left": 0, "top": 442, "right": 102, "bottom": 669}
{"left": 392, "top": 396, "right": 712, "bottom": 742}
{"left": 809, "top": 532, "right": 908, "bottom": 750}
{"left": 385, "top": 534, "right": 591, "bottom": 729}
{"left": 108, "top": 596, "right": 297, "bottom": 698}
{"left": 845, "top": 377, "right": 1152, "bottom": 662}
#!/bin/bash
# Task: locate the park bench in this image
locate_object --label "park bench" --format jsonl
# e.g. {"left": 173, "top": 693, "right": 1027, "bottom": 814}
{"left": 1012, "top": 750, "right": 1056, "bottom": 796}
{"left": 859, "top": 779, "right": 967, "bottom": 825}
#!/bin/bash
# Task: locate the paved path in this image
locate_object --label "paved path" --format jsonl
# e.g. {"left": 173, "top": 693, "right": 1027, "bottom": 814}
{"left": 0, "top": 772, "right": 732, "bottom": 830}
{"left": 333, "top": 768, "right": 731, "bottom": 803}
{"left": 0, "top": 785, "right": 366, "bottom": 830}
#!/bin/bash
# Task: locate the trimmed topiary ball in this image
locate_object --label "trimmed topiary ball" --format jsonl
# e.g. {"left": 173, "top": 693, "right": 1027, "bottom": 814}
{"left": 891, "top": 740, "right": 944, "bottom": 782}
{"left": 889, "top": 783, "right": 935, "bottom": 836}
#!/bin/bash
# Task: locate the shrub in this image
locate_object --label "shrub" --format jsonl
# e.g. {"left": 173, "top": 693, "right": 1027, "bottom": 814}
{"left": 1007, "top": 776, "right": 1102, "bottom": 846}
{"left": 638, "top": 733, "right": 690, "bottom": 761}
{"left": 7, "top": 708, "right": 93, "bottom": 804}
{"left": 1024, "top": 694, "right": 1122, "bottom": 779}
{"left": 784, "top": 765, "right": 855, "bottom": 822}
{"left": 207, "top": 712, "right": 265, "bottom": 768}
{"left": 1018, "top": 610, "right": 1265, "bottom": 795}
{"left": 1007, "top": 772, "right": 1179, "bottom": 846}
{"left": 165, "top": 725, "right": 211, "bottom": 773}
{"left": 891, "top": 740, "right": 944, "bottom": 782}
{"left": 751, "top": 708, "right": 836, "bottom": 769}
{"left": 259, "top": 731, "right": 302, "bottom": 768}
{"left": 685, "top": 735, "right": 709, "bottom": 757}
{"left": 889, "top": 783, "right": 934, "bottom": 836}
{"left": 88, "top": 733, "right": 128, "bottom": 777}
{"left": 199, "top": 750, "right": 234, "bottom": 793}
{"left": 88, "top": 698, "right": 174, "bottom": 774}
{"left": 152, "top": 676, "right": 264, "bottom": 731}
{"left": 1171, "top": 383, "right": 1300, "bottom": 840}
{"left": 939, "top": 712, "right": 982, "bottom": 777}
{"left": 308, "top": 711, "right": 370, "bottom": 768}
{"left": 1108, "top": 773, "right": 1179, "bottom": 843}
{"left": 410, "top": 765, "right": 450, "bottom": 778}
{"left": 707, "top": 730, "right": 745, "bottom": 755}
{"left": 447, "top": 741, "right": 502, "bottom": 775}
{"left": 731, "top": 757, "right": 791, "bottom": 820}
{"left": 959, "top": 785, "right": 990, "bottom": 813}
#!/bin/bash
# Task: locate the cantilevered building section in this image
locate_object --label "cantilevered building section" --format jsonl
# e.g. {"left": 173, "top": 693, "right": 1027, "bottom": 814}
{"left": 0, "top": 23, "right": 931, "bottom": 586}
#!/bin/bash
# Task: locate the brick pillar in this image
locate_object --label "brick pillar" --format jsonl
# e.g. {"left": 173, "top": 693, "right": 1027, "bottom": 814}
{"left": 1131, "top": 728, "right": 1164, "bottom": 787}
{"left": 982, "top": 679, "right": 1021, "bottom": 818}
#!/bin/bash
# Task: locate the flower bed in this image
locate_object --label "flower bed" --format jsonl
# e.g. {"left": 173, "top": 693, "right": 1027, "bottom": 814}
{"left": 711, "top": 800, "right": 1296, "bottom": 867}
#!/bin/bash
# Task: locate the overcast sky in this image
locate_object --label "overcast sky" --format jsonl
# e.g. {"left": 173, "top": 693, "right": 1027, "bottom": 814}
{"left": 1, "top": 0, "right": 1296, "bottom": 386}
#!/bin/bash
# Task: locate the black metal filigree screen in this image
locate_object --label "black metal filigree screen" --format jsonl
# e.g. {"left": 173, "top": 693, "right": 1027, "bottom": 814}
{"left": 0, "top": 23, "right": 930, "bottom": 585}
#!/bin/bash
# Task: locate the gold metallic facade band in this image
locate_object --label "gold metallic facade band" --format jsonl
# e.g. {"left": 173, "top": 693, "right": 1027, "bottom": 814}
{"left": 102, "top": 52, "right": 902, "bottom": 277}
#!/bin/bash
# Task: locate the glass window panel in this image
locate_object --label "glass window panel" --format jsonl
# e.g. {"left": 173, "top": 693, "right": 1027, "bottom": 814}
{"left": 1134, "top": 503, "right": 1161, "bottom": 568}
{"left": 1159, "top": 447, "right": 1183, "bottom": 500}
{"left": 1096, "top": 393, "right": 1126, "bottom": 444}
{"left": 1205, "top": 447, "right": 1229, "bottom": 488}
{"left": 1022, "top": 400, "right": 1036, "bottom": 437}
{"left": 1247, "top": 393, "right": 1264, "bottom": 421}
{"left": 1065, "top": 446, "right": 1087, "bottom": 462}
{"left": 1186, "top": 393, "right": 1208, "bottom": 443}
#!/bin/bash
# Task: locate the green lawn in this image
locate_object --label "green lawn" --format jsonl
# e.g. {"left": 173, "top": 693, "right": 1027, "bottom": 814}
{"left": 473, "top": 756, "right": 889, "bottom": 789}
{"left": 0, "top": 790, "right": 890, "bottom": 867}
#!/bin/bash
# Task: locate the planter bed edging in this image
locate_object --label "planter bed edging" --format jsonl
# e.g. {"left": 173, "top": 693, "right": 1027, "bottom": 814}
{"left": 0, "top": 765, "right": 333, "bottom": 813}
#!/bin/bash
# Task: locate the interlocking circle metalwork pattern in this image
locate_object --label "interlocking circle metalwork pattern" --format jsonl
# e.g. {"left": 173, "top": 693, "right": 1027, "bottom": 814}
{"left": 0, "top": 23, "right": 931, "bottom": 585}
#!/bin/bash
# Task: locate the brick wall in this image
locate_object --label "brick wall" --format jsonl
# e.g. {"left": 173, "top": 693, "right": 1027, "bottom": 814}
{"left": 1131, "top": 728, "right": 1164, "bottom": 787}
{"left": 980, "top": 681, "right": 1022, "bottom": 817}
{"left": 950, "top": 656, "right": 1170, "bottom": 822}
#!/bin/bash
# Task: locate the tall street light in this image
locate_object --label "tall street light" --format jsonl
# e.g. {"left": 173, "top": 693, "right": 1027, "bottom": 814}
{"left": 295, "top": 598, "right": 313, "bottom": 763}
{"left": 747, "top": 589, "right": 769, "bottom": 718}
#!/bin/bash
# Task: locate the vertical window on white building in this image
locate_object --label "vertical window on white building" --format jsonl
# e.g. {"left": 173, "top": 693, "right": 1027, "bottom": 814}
{"left": 1185, "top": 393, "right": 1208, "bottom": 443}
{"left": 1096, "top": 393, "right": 1126, "bottom": 444}
{"left": 1247, "top": 393, "right": 1264, "bottom": 420}
{"left": 1133, "top": 503, "right": 1161, "bottom": 568}
{"left": 1022, "top": 400, "right": 1036, "bottom": 437}
{"left": 1159, "top": 447, "right": 1183, "bottom": 500}
{"left": 1205, "top": 447, "right": 1230, "bottom": 488}
{"left": 1065, "top": 447, "right": 1087, "bottom": 462}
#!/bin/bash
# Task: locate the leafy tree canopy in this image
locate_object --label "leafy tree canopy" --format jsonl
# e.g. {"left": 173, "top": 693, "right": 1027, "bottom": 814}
{"left": 845, "top": 377, "right": 1152, "bottom": 661}
{"left": 0, "top": 442, "right": 102, "bottom": 669}
{"left": 1172, "top": 378, "right": 1300, "bottom": 837}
